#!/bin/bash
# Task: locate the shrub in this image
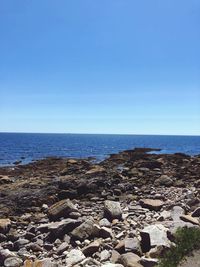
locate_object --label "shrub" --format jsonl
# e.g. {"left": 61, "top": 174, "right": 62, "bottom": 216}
{"left": 158, "top": 227, "right": 200, "bottom": 267}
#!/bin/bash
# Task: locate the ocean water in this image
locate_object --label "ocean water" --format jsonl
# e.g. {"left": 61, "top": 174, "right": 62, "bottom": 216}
{"left": 0, "top": 133, "right": 200, "bottom": 166}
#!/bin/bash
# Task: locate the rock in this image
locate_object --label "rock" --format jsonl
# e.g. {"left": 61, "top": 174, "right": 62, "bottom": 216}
{"left": 192, "top": 207, "right": 200, "bottom": 217}
{"left": 125, "top": 238, "right": 141, "bottom": 255}
{"left": 139, "top": 199, "right": 164, "bottom": 211}
{"left": 100, "top": 249, "right": 111, "bottom": 261}
{"left": 104, "top": 201, "right": 122, "bottom": 220}
{"left": 171, "top": 206, "right": 185, "bottom": 221}
{"left": 0, "top": 219, "right": 11, "bottom": 234}
{"left": 99, "top": 218, "right": 111, "bottom": 227}
{"left": 100, "top": 226, "right": 113, "bottom": 239}
{"left": 101, "top": 264, "right": 123, "bottom": 267}
{"left": 48, "top": 199, "right": 77, "bottom": 220}
{"left": 154, "top": 175, "right": 173, "bottom": 186}
{"left": 140, "top": 257, "right": 158, "bottom": 267}
{"left": 4, "top": 257, "right": 23, "bottom": 267}
{"left": 71, "top": 219, "right": 100, "bottom": 240}
{"left": 180, "top": 215, "right": 199, "bottom": 225}
{"left": 0, "top": 249, "right": 16, "bottom": 265}
{"left": 39, "top": 218, "right": 81, "bottom": 239}
{"left": 65, "top": 249, "right": 85, "bottom": 266}
{"left": 14, "top": 238, "right": 29, "bottom": 250}
{"left": 117, "top": 252, "right": 142, "bottom": 267}
{"left": 24, "top": 258, "right": 57, "bottom": 267}
{"left": 57, "top": 241, "right": 69, "bottom": 254}
{"left": 140, "top": 224, "right": 170, "bottom": 253}
{"left": 82, "top": 240, "right": 101, "bottom": 256}
{"left": 111, "top": 250, "right": 120, "bottom": 263}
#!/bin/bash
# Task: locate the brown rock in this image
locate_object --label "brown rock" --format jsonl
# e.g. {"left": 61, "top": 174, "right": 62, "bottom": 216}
{"left": 48, "top": 199, "right": 77, "bottom": 220}
{"left": 118, "top": 252, "right": 142, "bottom": 267}
{"left": 82, "top": 240, "right": 101, "bottom": 256}
{"left": 139, "top": 199, "right": 164, "bottom": 211}
{"left": 180, "top": 215, "right": 199, "bottom": 225}
{"left": 0, "top": 219, "right": 11, "bottom": 234}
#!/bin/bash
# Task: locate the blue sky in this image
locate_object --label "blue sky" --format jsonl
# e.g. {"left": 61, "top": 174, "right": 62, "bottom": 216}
{"left": 0, "top": 0, "right": 199, "bottom": 135}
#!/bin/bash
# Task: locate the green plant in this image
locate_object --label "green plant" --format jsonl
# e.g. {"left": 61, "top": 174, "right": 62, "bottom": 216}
{"left": 158, "top": 227, "right": 200, "bottom": 267}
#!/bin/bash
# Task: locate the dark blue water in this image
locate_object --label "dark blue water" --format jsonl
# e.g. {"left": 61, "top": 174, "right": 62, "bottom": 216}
{"left": 0, "top": 133, "right": 200, "bottom": 166}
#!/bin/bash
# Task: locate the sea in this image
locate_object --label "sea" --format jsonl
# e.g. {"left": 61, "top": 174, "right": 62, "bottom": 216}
{"left": 0, "top": 133, "right": 200, "bottom": 166}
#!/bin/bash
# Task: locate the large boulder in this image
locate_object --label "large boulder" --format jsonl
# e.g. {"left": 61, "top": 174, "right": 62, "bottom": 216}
{"left": 104, "top": 200, "right": 122, "bottom": 220}
{"left": 140, "top": 224, "right": 171, "bottom": 253}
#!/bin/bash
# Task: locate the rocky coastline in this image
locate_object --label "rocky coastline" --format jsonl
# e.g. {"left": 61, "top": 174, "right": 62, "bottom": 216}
{"left": 0, "top": 148, "right": 200, "bottom": 267}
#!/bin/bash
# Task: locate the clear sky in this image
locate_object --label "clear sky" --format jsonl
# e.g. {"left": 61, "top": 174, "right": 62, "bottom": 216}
{"left": 0, "top": 0, "right": 199, "bottom": 135}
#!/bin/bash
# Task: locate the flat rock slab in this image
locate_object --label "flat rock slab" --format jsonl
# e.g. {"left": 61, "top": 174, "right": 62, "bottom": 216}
{"left": 139, "top": 199, "right": 164, "bottom": 211}
{"left": 180, "top": 215, "right": 200, "bottom": 225}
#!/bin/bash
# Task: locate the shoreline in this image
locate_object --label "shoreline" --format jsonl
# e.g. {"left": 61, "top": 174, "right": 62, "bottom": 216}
{"left": 0, "top": 148, "right": 200, "bottom": 266}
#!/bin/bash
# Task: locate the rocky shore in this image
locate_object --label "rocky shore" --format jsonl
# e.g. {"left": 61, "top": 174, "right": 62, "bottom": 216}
{"left": 0, "top": 148, "right": 200, "bottom": 267}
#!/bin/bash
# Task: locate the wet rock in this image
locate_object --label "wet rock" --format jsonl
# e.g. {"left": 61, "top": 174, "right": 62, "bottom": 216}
{"left": 104, "top": 201, "right": 122, "bottom": 220}
{"left": 139, "top": 199, "right": 164, "bottom": 211}
{"left": 48, "top": 199, "right": 77, "bottom": 220}
{"left": 0, "top": 219, "right": 11, "bottom": 234}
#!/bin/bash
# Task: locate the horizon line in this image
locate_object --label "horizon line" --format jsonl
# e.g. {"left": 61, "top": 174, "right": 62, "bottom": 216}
{"left": 0, "top": 131, "right": 200, "bottom": 137}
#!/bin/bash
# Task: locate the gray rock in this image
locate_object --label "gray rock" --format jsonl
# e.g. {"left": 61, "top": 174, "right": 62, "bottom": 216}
{"left": 104, "top": 201, "right": 122, "bottom": 220}
{"left": 4, "top": 257, "right": 23, "bottom": 267}
{"left": 125, "top": 238, "right": 141, "bottom": 255}
{"left": 171, "top": 206, "right": 185, "bottom": 221}
{"left": 57, "top": 242, "right": 69, "bottom": 255}
{"left": 140, "top": 224, "right": 171, "bottom": 253}
{"left": 71, "top": 219, "right": 100, "bottom": 240}
{"left": 65, "top": 249, "right": 85, "bottom": 266}
{"left": 99, "top": 218, "right": 111, "bottom": 227}
{"left": 100, "top": 250, "right": 111, "bottom": 262}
